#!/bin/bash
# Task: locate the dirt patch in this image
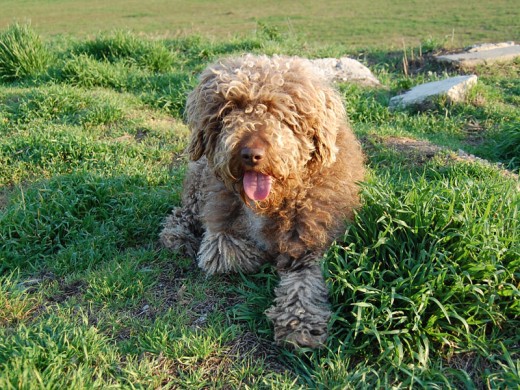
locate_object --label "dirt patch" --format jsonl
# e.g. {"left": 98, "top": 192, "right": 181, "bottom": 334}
{"left": 383, "top": 136, "right": 444, "bottom": 158}
{"left": 363, "top": 135, "right": 444, "bottom": 165}
{"left": 46, "top": 279, "right": 87, "bottom": 304}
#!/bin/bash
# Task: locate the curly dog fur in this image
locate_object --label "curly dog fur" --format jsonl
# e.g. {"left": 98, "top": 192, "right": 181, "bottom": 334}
{"left": 160, "top": 54, "right": 365, "bottom": 348}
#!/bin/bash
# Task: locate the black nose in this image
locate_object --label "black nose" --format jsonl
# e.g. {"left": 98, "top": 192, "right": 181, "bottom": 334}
{"left": 241, "top": 147, "right": 265, "bottom": 165}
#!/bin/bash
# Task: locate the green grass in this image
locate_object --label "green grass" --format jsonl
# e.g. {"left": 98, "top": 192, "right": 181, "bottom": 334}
{"left": 1, "top": 0, "right": 519, "bottom": 50}
{"left": 0, "top": 24, "right": 519, "bottom": 388}
{"left": 0, "top": 23, "right": 52, "bottom": 80}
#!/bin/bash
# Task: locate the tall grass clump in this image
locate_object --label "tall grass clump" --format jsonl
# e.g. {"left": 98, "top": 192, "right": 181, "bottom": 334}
{"left": 73, "top": 30, "right": 175, "bottom": 72}
{"left": 494, "top": 121, "right": 520, "bottom": 171}
{"left": 60, "top": 53, "right": 130, "bottom": 89}
{"left": 0, "top": 23, "right": 52, "bottom": 81}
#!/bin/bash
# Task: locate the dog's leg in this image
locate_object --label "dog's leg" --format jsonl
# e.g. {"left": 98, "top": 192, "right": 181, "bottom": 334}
{"left": 159, "top": 206, "right": 202, "bottom": 258}
{"left": 196, "top": 184, "right": 266, "bottom": 275}
{"left": 266, "top": 256, "right": 331, "bottom": 348}
{"left": 197, "top": 230, "right": 266, "bottom": 275}
{"left": 159, "top": 161, "right": 206, "bottom": 257}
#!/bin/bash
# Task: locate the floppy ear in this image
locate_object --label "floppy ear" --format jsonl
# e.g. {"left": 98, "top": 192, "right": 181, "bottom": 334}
{"left": 185, "top": 65, "right": 230, "bottom": 161}
{"left": 311, "top": 87, "right": 344, "bottom": 166}
{"left": 278, "top": 57, "right": 345, "bottom": 167}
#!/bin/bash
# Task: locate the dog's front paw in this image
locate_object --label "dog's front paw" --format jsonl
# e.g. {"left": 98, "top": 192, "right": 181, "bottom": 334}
{"left": 160, "top": 209, "right": 200, "bottom": 257}
{"left": 197, "top": 232, "right": 264, "bottom": 275}
{"left": 266, "top": 265, "right": 331, "bottom": 348}
{"left": 266, "top": 305, "right": 329, "bottom": 349}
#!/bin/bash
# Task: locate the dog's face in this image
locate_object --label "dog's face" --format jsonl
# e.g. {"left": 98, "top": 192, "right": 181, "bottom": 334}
{"left": 186, "top": 55, "right": 344, "bottom": 206}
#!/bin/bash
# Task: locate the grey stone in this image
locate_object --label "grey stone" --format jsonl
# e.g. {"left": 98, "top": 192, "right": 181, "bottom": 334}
{"left": 436, "top": 43, "right": 520, "bottom": 67}
{"left": 308, "top": 57, "right": 381, "bottom": 87}
{"left": 389, "top": 75, "right": 478, "bottom": 109}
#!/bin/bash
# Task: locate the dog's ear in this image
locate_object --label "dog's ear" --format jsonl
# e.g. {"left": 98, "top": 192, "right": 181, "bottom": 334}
{"left": 186, "top": 115, "right": 205, "bottom": 161}
{"left": 310, "top": 86, "right": 345, "bottom": 167}
{"left": 280, "top": 58, "right": 345, "bottom": 168}
{"left": 185, "top": 66, "right": 229, "bottom": 161}
{"left": 313, "top": 124, "right": 338, "bottom": 166}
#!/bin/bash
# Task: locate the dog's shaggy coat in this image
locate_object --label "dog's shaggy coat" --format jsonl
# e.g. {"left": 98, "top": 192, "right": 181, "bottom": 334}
{"left": 160, "top": 54, "right": 365, "bottom": 348}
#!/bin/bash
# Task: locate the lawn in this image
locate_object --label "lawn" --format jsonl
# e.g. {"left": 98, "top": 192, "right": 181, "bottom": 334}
{"left": 0, "top": 16, "right": 519, "bottom": 390}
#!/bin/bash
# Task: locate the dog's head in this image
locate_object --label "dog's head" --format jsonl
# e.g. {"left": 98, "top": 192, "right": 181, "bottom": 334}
{"left": 186, "top": 54, "right": 345, "bottom": 205}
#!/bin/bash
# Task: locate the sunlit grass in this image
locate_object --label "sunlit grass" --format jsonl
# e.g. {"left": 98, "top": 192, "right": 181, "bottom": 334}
{"left": 0, "top": 23, "right": 52, "bottom": 81}
{"left": 0, "top": 25, "right": 518, "bottom": 388}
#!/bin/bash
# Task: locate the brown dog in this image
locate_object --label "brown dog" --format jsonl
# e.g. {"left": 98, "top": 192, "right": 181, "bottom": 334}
{"left": 160, "top": 54, "right": 365, "bottom": 348}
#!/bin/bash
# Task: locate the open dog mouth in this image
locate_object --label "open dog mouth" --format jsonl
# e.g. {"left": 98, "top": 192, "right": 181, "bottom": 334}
{"left": 243, "top": 171, "right": 272, "bottom": 201}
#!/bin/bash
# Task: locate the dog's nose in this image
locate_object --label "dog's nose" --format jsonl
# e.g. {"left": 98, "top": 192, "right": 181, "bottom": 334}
{"left": 241, "top": 147, "right": 265, "bottom": 165}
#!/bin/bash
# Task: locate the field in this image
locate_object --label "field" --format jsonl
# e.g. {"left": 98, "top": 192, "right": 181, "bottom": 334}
{"left": 0, "top": 5, "right": 519, "bottom": 390}
{"left": 1, "top": 0, "right": 520, "bottom": 48}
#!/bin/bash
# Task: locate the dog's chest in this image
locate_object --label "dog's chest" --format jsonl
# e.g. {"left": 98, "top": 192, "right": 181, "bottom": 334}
{"left": 243, "top": 206, "right": 270, "bottom": 251}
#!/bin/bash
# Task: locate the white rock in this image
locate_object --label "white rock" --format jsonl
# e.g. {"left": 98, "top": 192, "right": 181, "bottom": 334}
{"left": 467, "top": 41, "right": 515, "bottom": 52}
{"left": 435, "top": 44, "right": 520, "bottom": 67}
{"left": 389, "top": 75, "right": 478, "bottom": 109}
{"left": 308, "top": 57, "right": 381, "bottom": 87}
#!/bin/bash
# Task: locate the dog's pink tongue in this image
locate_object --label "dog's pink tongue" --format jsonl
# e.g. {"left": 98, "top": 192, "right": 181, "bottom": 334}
{"left": 243, "top": 171, "right": 272, "bottom": 201}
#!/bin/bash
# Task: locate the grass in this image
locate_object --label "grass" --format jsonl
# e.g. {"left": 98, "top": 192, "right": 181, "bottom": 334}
{"left": 0, "top": 24, "right": 519, "bottom": 388}
{"left": 1, "top": 0, "right": 519, "bottom": 50}
{"left": 0, "top": 23, "right": 52, "bottom": 81}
